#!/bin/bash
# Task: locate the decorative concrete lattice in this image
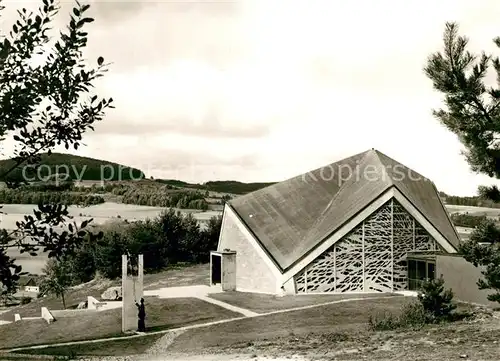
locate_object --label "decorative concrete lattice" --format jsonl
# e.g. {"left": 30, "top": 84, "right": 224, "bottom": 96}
{"left": 294, "top": 198, "right": 439, "bottom": 293}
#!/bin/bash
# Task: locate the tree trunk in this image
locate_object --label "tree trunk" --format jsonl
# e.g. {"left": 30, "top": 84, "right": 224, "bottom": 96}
{"left": 61, "top": 292, "right": 66, "bottom": 309}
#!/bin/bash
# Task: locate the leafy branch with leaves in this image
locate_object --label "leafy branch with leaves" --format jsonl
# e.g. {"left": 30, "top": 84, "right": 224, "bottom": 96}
{"left": 425, "top": 22, "right": 500, "bottom": 303}
{"left": 0, "top": 0, "right": 112, "bottom": 301}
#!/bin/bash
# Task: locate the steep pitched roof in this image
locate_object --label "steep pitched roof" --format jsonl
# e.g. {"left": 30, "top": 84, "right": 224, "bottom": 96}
{"left": 229, "top": 149, "right": 460, "bottom": 272}
{"left": 18, "top": 276, "right": 37, "bottom": 287}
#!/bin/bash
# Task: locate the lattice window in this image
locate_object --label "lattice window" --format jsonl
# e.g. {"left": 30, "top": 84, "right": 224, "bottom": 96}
{"left": 294, "top": 198, "right": 442, "bottom": 293}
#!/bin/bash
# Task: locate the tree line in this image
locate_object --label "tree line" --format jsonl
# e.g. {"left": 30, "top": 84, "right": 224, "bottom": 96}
{"left": 120, "top": 189, "right": 209, "bottom": 209}
{"left": 0, "top": 182, "right": 211, "bottom": 210}
{"left": 155, "top": 179, "right": 276, "bottom": 195}
{"left": 47, "top": 210, "right": 222, "bottom": 290}
{"left": 0, "top": 189, "right": 105, "bottom": 206}
{"left": 445, "top": 195, "right": 500, "bottom": 209}
{"left": 450, "top": 213, "right": 489, "bottom": 228}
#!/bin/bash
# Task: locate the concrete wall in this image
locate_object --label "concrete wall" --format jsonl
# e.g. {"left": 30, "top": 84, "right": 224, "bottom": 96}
{"left": 41, "top": 307, "right": 55, "bottom": 324}
{"left": 87, "top": 296, "right": 101, "bottom": 310}
{"left": 222, "top": 252, "right": 236, "bottom": 291}
{"left": 436, "top": 255, "right": 497, "bottom": 308}
{"left": 121, "top": 255, "right": 144, "bottom": 333}
{"left": 218, "top": 208, "right": 278, "bottom": 294}
{"left": 51, "top": 309, "right": 96, "bottom": 318}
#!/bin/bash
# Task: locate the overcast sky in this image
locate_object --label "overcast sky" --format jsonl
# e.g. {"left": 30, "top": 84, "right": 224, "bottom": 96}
{"left": 3, "top": 0, "right": 500, "bottom": 196}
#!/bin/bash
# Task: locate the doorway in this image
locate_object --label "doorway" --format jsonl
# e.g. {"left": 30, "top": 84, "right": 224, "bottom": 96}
{"left": 211, "top": 254, "right": 221, "bottom": 285}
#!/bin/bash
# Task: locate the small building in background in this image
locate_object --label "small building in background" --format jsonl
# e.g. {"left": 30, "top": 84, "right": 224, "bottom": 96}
{"left": 15, "top": 276, "right": 40, "bottom": 299}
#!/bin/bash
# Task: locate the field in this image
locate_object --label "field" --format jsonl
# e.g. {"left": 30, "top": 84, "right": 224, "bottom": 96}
{"left": 445, "top": 204, "right": 500, "bottom": 217}
{"left": 0, "top": 202, "right": 222, "bottom": 230}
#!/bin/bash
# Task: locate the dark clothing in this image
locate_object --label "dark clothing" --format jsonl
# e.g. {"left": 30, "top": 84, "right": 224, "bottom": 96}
{"left": 136, "top": 302, "right": 146, "bottom": 332}
{"left": 138, "top": 318, "right": 145, "bottom": 332}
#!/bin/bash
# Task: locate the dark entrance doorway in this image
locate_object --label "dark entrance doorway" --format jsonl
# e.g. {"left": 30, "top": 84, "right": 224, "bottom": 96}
{"left": 211, "top": 254, "right": 221, "bottom": 285}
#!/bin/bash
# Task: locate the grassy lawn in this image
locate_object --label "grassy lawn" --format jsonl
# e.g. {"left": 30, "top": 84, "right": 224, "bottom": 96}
{"left": 208, "top": 291, "right": 396, "bottom": 313}
{"left": 9, "top": 297, "right": 498, "bottom": 360}
{"left": 0, "top": 263, "right": 209, "bottom": 322}
{"left": 143, "top": 263, "right": 209, "bottom": 290}
{"left": 0, "top": 297, "right": 240, "bottom": 350}
{"left": 168, "top": 296, "right": 409, "bottom": 352}
{"left": 12, "top": 334, "right": 163, "bottom": 358}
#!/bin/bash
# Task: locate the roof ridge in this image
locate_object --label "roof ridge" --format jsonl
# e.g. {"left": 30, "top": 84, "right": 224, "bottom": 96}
{"left": 374, "top": 149, "right": 428, "bottom": 181}
{"left": 301, "top": 150, "right": 375, "bottom": 241}
{"left": 373, "top": 149, "right": 395, "bottom": 187}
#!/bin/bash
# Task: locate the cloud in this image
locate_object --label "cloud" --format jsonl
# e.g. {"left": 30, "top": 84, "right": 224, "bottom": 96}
{"left": 70, "top": 140, "right": 260, "bottom": 181}
{"left": 5, "top": 0, "right": 500, "bottom": 195}
{"left": 94, "top": 116, "right": 270, "bottom": 139}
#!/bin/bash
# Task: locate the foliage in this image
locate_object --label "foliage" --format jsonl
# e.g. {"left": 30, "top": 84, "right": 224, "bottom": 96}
{"left": 478, "top": 185, "right": 500, "bottom": 203}
{"left": 469, "top": 219, "right": 500, "bottom": 243}
{"left": 64, "top": 212, "right": 223, "bottom": 280}
{"left": 40, "top": 259, "right": 73, "bottom": 309}
{"left": 369, "top": 278, "right": 456, "bottom": 331}
{"left": 0, "top": 0, "right": 111, "bottom": 301}
{"left": 445, "top": 194, "right": 500, "bottom": 208}
{"left": 368, "top": 301, "right": 429, "bottom": 331}
{"left": 20, "top": 296, "right": 32, "bottom": 304}
{"left": 51, "top": 181, "right": 211, "bottom": 210}
{"left": 450, "top": 213, "right": 487, "bottom": 228}
{"left": 417, "top": 277, "right": 457, "bottom": 321}
{"left": 121, "top": 188, "right": 209, "bottom": 209}
{"left": 0, "top": 188, "right": 104, "bottom": 205}
{"left": 425, "top": 22, "right": 500, "bottom": 303}
{"left": 155, "top": 179, "right": 276, "bottom": 195}
{"left": 425, "top": 22, "right": 500, "bottom": 180}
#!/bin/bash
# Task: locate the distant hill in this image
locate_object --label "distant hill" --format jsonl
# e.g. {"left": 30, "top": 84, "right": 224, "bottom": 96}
{"left": 0, "top": 153, "right": 145, "bottom": 182}
{"left": 155, "top": 179, "right": 277, "bottom": 195}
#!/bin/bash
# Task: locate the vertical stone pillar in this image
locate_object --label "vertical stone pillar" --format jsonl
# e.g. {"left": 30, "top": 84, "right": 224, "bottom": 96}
{"left": 121, "top": 254, "right": 144, "bottom": 333}
{"left": 137, "top": 254, "right": 144, "bottom": 302}
{"left": 121, "top": 255, "right": 128, "bottom": 333}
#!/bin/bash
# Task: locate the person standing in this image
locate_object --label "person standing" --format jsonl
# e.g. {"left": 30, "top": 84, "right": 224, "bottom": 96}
{"left": 135, "top": 298, "right": 146, "bottom": 332}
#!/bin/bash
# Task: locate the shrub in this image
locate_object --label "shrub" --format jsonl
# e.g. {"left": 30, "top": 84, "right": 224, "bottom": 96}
{"left": 368, "top": 311, "right": 399, "bottom": 331}
{"left": 368, "top": 301, "right": 429, "bottom": 331}
{"left": 20, "top": 296, "right": 32, "bottom": 304}
{"left": 397, "top": 301, "right": 429, "bottom": 328}
{"left": 368, "top": 278, "right": 457, "bottom": 331}
{"left": 450, "top": 213, "right": 487, "bottom": 228}
{"left": 418, "top": 276, "right": 456, "bottom": 321}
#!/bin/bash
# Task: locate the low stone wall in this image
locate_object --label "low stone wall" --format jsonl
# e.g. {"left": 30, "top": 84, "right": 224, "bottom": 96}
{"left": 87, "top": 296, "right": 106, "bottom": 310}
{"left": 51, "top": 309, "right": 96, "bottom": 318}
{"left": 40, "top": 307, "right": 55, "bottom": 324}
